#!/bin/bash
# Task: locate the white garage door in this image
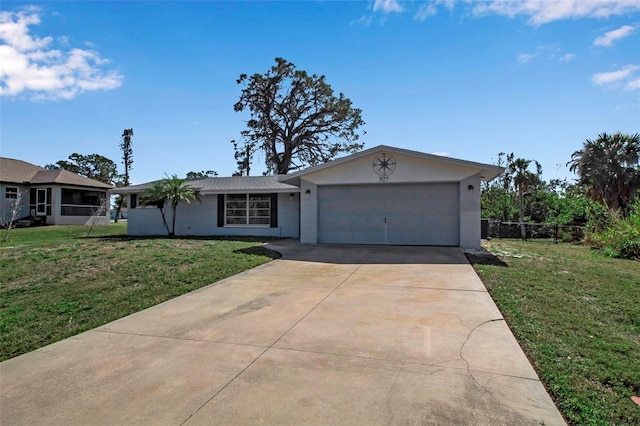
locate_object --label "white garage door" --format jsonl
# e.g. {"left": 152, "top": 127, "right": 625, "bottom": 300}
{"left": 318, "top": 183, "right": 459, "bottom": 245}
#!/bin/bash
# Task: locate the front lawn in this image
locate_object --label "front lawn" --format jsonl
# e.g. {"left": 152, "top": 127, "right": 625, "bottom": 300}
{"left": 472, "top": 240, "right": 640, "bottom": 425}
{"left": 0, "top": 223, "right": 278, "bottom": 361}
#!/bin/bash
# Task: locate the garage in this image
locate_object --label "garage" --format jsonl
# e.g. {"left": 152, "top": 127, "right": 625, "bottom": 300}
{"left": 317, "top": 183, "right": 460, "bottom": 245}
{"left": 276, "top": 145, "right": 502, "bottom": 249}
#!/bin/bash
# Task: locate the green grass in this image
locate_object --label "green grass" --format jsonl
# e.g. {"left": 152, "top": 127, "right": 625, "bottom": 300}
{"left": 0, "top": 223, "right": 279, "bottom": 361}
{"left": 472, "top": 239, "right": 640, "bottom": 426}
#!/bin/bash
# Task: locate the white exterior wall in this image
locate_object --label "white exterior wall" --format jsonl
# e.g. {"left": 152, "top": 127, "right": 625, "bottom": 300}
{"left": 301, "top": 152, "right": 481, "bottom": 185}
{"left": 128, "top": 193, "right": 299, "bottom": 237}
{"left": 299, "top": 180, "right": 318, "bottom": 244}
{"left": 49, "top": 187, "right": 61, "bottom": 225}
{"left": 276, "top": 192, "right": 300, "bottom": 237}
{"left": 127, "top": 198, "right": 167, "bottom": 236}
{"left": 459, "top": 174, "right": 482, "bottom": 250}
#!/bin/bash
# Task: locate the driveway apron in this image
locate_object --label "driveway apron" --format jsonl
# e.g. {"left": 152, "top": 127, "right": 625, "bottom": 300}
{"left": 0, "top": 241, "right": 566, "bottom": 425}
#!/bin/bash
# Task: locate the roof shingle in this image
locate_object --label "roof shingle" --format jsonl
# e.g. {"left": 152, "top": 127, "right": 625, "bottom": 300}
{"left": 112, "top": 176, "right": 298, "bottom": 194}
{"left": 1, "top": 157, "right": 113, "bottom": 189}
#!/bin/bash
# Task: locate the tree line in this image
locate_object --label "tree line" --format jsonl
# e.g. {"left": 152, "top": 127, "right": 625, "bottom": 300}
{"left": 483, "top": 132, "right": 639, "bottom": 224}
{"left": 482, "top": 132, "right": 639, "bottom": 258}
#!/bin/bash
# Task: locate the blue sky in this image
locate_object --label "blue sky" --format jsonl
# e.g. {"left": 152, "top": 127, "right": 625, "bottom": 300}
{"left": 1, "top": 0, "right": 639, "bottom": 184}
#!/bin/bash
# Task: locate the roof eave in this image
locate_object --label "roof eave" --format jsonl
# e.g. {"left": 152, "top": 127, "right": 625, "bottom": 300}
{"left": 479, "top": 167, "right": 505, "bottom": 182}
{"left": 199, "top": 188, "right": 301, "bottom": 195}
{"left": 279, "top": 145, "right": 505, "bottom": 184}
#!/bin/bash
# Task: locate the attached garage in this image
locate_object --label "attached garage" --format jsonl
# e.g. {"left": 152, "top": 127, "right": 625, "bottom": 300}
{"left": 317, "top": 183, "right": 459, "bottom": 245}
{"left": 280, "top": 145, "right": 503, "bottom": 249}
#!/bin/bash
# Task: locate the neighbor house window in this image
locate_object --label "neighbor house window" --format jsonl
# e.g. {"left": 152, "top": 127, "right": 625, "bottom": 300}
{"left": 5, "top": 187, "right": 18, "bottom": 199}
{"left": 225, "top": 194, "right": 270, "bottom": 225}
{"left": 60, "top": 188, "right": 106, "bottom": 216}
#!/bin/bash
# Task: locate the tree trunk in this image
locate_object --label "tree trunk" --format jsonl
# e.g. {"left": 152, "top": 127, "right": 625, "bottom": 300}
{"left": 158, "top": 205, "right": 170, "bottom": 236}
{"left": 170, "top": 205, "right": 177, "bottom": 237}
{"left": 114, "top": 201, "right": 122, "bottom": 223}
{"left": 519, "top": 189, "right": 526, "bottom": 240}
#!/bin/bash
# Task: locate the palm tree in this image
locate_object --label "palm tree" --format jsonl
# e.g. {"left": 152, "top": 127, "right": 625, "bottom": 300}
{"left": 508, "top": 158, "right": 542, "bottom": 240}
{"left": 568, "top": 132, "right": 640, "bottom": 211}
{"left": 142, "top": 175, "right": 196, "bottom": 236}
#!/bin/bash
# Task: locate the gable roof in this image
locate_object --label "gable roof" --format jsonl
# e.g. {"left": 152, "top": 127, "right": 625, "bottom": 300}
{"left": 278, "top": 145, "right": 504, "bottom": 185}
{"left": 111, "top": 176, "right": 299, "bottom": 195}
{"left": 0, "top": 157, "right": 113, "bottom": 189}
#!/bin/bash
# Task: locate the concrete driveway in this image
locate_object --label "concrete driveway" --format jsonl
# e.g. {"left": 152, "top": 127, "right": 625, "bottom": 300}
{"left": 1, "top": 241, "right": 565, "bottom": 425}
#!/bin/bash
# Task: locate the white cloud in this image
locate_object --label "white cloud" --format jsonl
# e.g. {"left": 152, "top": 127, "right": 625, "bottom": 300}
{"left": 414, "top": 4, "right": 438, "bottom": 22}
{"left": 367, "top": 1, "right": 640, "bottom": 26}
{"left": 626, "top": 78, "right": 640, "bottom": 91}
{"left": 0, "top": 7, "right": 123, "bottom": 101}
{"left": 518, "top": 45, "right": 576, "bottom": 64}
{"left": 439, "top": 0, "right": 457, "bottom": 10}
{"left": 592, "top": 64, "right": 640, "bottom": 91}
{"left": 351, "top": 15, "right": 374, "bottom": 26}
{"left": 373, "top": 0, "right": 404, "bottom": 14}
{"left": 431, "top": 151, "right": 451, "bottom": 157}
{"left": 560, "top": 53, "right": 575, "bottom": 62}
{"left": 470, "top": 0, "right": 640, "bottom": 25}
{"left": 593, "top": 24, "right": 637, "bottom": 47}
{"left": 517, "top": 52, "right": 538, "bottom": 63}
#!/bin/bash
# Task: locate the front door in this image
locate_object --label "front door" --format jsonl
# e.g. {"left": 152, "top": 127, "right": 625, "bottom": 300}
{"left": 36, "top": 188, "right": 47, "bottom": 216}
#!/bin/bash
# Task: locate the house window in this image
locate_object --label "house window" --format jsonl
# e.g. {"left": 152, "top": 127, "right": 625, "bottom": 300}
{"left": 225, "top": 194, "right": 270, "bottom": 226}
{"left": 5, "top": 187, "right": 18, "bottom": 199}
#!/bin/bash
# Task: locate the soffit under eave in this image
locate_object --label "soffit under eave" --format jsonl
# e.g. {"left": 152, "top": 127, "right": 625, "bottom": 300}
{"left": 198, "top": 188, "right": 301, "bottom": 195}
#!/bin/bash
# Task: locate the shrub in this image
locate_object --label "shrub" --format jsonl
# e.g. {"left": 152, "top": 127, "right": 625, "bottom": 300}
{"left": 586, "top": 197, "right": 640, "bottom": 259}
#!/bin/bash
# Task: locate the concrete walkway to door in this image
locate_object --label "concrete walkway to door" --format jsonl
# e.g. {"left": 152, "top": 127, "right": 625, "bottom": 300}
{"left": 1, "top": 241, "right": 565, "bottom": 425}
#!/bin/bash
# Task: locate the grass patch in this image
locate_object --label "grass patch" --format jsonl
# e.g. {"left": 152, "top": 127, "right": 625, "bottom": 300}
{"left": 472, "top": 239, "right": 640, "bottom": 425}
{"left": 0, "top": 223, "right": 279, "bottom": 361}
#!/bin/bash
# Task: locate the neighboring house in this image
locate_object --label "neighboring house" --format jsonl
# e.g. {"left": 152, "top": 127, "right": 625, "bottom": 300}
{"left": 0, "top": 157, "right": 112, "bottom": 226}
{"left": 114, "top": 145, "right": 503, "bottom": 249}
{"left": 110, "top": 208, "right": 128, "bottom": 220}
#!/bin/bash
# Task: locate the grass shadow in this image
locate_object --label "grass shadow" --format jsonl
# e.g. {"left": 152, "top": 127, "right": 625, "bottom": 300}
{"left": 90, "top": 235, "right": 282, "bottom": 243}
{"left": 234, "top": 246, "right": 282, "bottom": 259}
{"left": 465, "top": 251, "right": 508, "bottom": 267}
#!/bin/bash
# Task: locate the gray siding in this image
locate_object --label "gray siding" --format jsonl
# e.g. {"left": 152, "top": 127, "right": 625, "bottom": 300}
{"left": 0, "top": 184, "right": 29, "bottom": 222}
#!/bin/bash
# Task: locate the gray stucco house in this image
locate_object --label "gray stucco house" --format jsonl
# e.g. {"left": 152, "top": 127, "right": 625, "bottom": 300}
{"left": 115, "top": 145, "right": 503, "bottom": 249}
{"left": 0, "top": 157, "right": 112, "bottom": 226}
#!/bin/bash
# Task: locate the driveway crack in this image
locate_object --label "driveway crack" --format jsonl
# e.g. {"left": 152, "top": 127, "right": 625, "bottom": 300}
{"left": 459, "top": 318, "right": 505, "bottom": 404}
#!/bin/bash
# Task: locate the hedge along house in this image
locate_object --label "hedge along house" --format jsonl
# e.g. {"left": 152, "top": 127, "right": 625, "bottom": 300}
{"left": 0, "top": 158, "right": 112, "bottom": 225}
{"left": 116, "top": 146, "right": 503, "bottom": 250}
